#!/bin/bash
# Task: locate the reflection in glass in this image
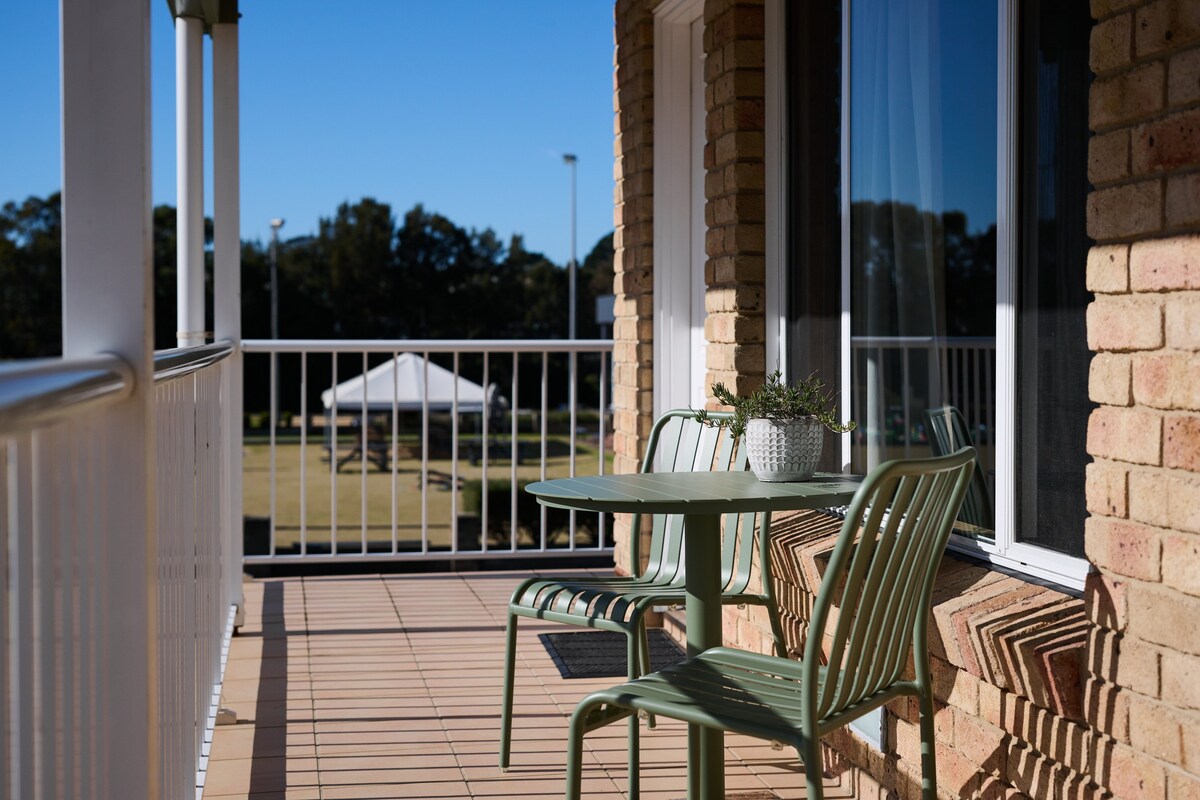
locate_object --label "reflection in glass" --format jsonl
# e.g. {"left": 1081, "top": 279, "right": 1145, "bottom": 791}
{"left": 848, "top": 0, "right": 997, "bottom": 539}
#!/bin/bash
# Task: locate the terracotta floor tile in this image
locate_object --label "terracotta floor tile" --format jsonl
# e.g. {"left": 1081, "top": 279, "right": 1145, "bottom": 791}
{"left": 318, "top": 781, "right": 470, "bottom": 799}
{"left": 206, "top": 572, "right": 837, "bottom": 799}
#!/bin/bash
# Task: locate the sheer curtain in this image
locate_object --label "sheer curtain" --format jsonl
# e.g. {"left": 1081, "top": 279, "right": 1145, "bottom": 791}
{"left": 850, "top": 0, "right": 946, "bottom": 470}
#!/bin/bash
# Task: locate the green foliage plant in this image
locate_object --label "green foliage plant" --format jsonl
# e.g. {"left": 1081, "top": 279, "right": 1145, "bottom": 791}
{"left": 694, "top": 371, "right": 856, "bottom": 439}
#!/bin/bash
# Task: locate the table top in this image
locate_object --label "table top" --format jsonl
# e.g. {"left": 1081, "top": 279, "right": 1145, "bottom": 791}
{"left": 525, "top": 471, "right": 862, "bottom": 515}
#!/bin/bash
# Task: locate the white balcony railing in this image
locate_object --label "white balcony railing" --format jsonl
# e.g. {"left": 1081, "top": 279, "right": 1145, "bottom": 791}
{"left": 240, "top": 339, "right": 615, "bottom": 564}
{"left": 849, "top": 335, "right": 996, "bottom": 464}
{"left": 0, "top": 343, "right": 238, "bottom": 800}
{"left": 152, "top": 342, "right": 237, "bottom": 798}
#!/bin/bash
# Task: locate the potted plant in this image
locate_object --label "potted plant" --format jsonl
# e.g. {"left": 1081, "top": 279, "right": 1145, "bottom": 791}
{"left": 695, "top": 371, "right": 856, "bottom": 482}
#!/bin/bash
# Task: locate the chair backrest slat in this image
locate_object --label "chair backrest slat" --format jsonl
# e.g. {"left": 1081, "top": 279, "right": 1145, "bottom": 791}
{"left": 838, "top": 475, "right": 923, "bottom": 706}
{"left": 633, "top": 411, "right": 760, "bottom": 592}
{"left": 803, "top": 448, "right": 975, "bottom": 724}
{"left": 924, "top": 406, "right": 992, "bottom": 530}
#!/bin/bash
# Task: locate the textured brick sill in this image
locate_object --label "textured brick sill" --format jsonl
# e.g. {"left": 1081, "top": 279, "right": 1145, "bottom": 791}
{"left": 764, "top": 510, "right": 1087, "bottom": 721}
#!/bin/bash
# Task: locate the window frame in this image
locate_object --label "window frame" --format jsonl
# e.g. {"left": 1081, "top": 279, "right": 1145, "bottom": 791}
{"left": 652, "top": 0, "right": 708, "bottom": 419}
{"left": 831, "top": 0, "right": 1090, "bottom": 591}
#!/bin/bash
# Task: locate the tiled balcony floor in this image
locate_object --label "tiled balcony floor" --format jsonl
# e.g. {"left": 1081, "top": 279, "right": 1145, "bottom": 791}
{"left": 203, "top": 571, "right": 853, "bottom": 799}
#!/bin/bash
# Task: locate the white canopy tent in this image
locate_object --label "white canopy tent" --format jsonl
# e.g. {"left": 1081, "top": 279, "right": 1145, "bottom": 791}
{"left": 321, "top": 352, "right": 492, "bottom": 414}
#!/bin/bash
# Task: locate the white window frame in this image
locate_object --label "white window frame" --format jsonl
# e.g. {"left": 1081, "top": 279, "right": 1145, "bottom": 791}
{"left": 834, "top": 0, "right": 1090, "bottom": 592}
{"left": 653, "top": 0, "right": 708, "bottom": 419}
{"left": 764, "top": 0, "right": 787, "bottom": 380}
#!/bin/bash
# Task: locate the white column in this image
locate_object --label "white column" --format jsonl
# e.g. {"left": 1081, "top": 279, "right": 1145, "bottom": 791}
{"left": 177, "top": 14, "right": 206, "bottom": 347}
{"left": 212, "top": 20, "right": 245, "bottom": 620}
{"left": 60, "top": 0, "right": 157, "bottom": 796}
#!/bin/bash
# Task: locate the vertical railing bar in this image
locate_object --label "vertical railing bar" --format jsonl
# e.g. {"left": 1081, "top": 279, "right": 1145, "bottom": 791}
{"left": 938, "top": 340, "right": 948, "bottom": 406}
{"left": 421, "top": 352, "right": 430, "bottom": 554}
{"left": 360, "top": 352, "right": 368, "bottom": 556}
{"left": 901, "top": 345, "right": 911, "bottom": 458}
{"left": 931, "top": 345, "right": 940, "bottom": 431}
{"left": 174, "top": 383, "right": 182, "bottom": 791}
{"left": 984, "top": 344, "right": 995, "bottom": 458}
{"left": 568, "top": 350, "right": 577, "bottom": 550}
{"left": 540, "top": 353, "right": 548, "bottom": 551}
{"left": 948, "top": 347, "right": 958, "bottom": 421}
{"left": 160, "top": 384, "right": 167, "bottom": 795}
{"left": 37, "top": 426, "right": 57, "bottom": 796}
{"left": 269, "top": 352, "right": 277, "bottom": 556}
{"left": 878, "top": 345, "right": 886, "bottom": 456}
{"left": 0, "top": 444, "right": 7, "bottom": 799}
{"left": 155, "top": 386, "right": 167, "bottom": 797}
{"left": 598, "top": 349, "right": 608, "bottom": 549}
{"left": 450, "top": 352, "right": 460, "bottom": 554}
{"left": 851, "top": 343, "right": 861, "bottom": 464}
{"left": 299, "top": 352, "right": 307, "bottom": 556}
{"left": 510, "top": 352, "right": 519, "bottom": 552}
{"left": 0, "top": 442, "right": 7, "bottom": 797}
{"left": 186, "top": 375, "right": 199, "bottom": 793}
{"left": 391, "top": 350, "right": 399, "bottom": 555}
{"left": 66, "top": 424, "right": 83, "bottom": 794}
{"left": 10, "top": 435, "right": 33, "bottom": 800}
{"left": 60, "top": 422, "right": 78, "bottom": 798}
{"left": 330, "top": 353, "right": 338, "bottom": 556}
{"left": 972, "top": 345, "right": 980, "bottom": 441}
{"left": 81, "top": 421, "right": 98, "bottom": 795}
{"left": 481, "top": 352, "right": 490, "bottom": 553}
{"left": 192, "top": 374, "right": 204, "bottom": 776}
{"left": 71, "top": 420, "right": 87, "bottom": 797}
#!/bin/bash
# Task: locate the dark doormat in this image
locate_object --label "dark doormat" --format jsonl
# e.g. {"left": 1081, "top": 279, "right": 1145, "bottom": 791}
{"left": 538, "top": 629, "right": 686, "bottom": 679}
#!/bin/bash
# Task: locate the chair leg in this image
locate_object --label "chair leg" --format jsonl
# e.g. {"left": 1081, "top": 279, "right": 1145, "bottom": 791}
{"left": 803, "top": 737, "right": 825, "bottom": 800}
{"left": 626, "top": 632, "right": 641, "bottom": 800}
{"left": 766, "top": 601, "right": 787, "bottom": 658}
{"left": 633, "top": 623, "right": 656, "bottom": 729}
{"left": 499, "top": 611, "right": 519, "bottom": 770}
{"left": 565, "top": 701, "right": 592, "bottom": 800}
{"left": 918, "top": 688, "right": 939, "bottom": 800}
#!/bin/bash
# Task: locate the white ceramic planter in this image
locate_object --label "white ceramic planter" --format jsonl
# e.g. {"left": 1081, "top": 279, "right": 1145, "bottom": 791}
{"left": 744, "top": 417, "right": 824, "bottom": 482}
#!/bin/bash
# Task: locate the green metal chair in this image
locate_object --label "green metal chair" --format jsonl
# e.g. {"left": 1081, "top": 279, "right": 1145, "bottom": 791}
{"left": 924, "top": 406, "right": 993, "bottom": 530}
{"left": 563, "top": 447, "right": 976, "bottom": 800}
{"left": 499, "top": 410, "right": 787, "bottom": 790}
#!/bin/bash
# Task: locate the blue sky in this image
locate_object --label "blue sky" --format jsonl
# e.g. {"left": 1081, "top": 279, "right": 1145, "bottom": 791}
{"left": 3, "top": 1, "right": 617, "bottom": 265}
{"left": 850, "top": 0, "right": 998, "bottom": 234}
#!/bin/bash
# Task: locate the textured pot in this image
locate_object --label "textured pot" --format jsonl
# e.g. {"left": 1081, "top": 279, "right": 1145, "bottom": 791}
{"left": 744, "top": 417, "right": 824, "bottom": 482}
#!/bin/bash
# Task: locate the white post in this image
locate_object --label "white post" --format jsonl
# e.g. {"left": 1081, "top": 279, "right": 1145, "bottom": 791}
{"left": 177, "top": 14, "right": 206, "bottom": 347}
{"left": 60, "top": 0, "right": 157, "bottom": 796}
{"left": 212, "top": 19, "right": 245, "bottom": 622}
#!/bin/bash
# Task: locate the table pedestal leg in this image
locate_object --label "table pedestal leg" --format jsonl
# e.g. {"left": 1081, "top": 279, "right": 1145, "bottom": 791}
{"left": 684, "top": 513, "right": 723, "bottom": 800}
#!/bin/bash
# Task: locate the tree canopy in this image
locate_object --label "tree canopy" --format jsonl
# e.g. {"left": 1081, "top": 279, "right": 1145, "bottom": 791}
{"left": 0, "top": 193, "right": 615, "bottom": 359}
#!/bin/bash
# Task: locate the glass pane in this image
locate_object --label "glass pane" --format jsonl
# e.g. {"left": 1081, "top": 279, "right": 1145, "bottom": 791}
{"left": 786, "top": 0, "right": 843, "bottom": 472}
{"left": 848, "top": 0, "right": 998, "bottom": 540}
{"left": 1015, "top": 0, "right": 1092, "bottom": 558}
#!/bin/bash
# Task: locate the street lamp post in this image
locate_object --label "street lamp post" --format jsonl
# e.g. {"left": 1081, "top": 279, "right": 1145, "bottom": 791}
{"left": 269, "top": 218, "right": 285, "bottom": 340}
{"left": 563, "top": 154, "right": 577, "bottom": 340}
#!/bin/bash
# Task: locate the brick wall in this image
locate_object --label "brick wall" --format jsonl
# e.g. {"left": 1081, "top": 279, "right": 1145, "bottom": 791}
{"left": 703, "top": 0, "right": 768, "bottom": 399}
{"left": 1084, "top": 1, "right": 1200, "bottom": 798}
{"left": 614, "top": 1, "right": 1200, "bottom": 796}
{"left": 612, "top": 0, "right": 658, "bottom": 575}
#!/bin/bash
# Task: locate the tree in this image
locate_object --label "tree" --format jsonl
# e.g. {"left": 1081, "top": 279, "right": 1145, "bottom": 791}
{"left": 0, "top": 193, "right": 62, "bottom": 358}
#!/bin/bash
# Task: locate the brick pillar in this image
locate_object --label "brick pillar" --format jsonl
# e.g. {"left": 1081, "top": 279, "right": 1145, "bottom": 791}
{"left": 1084, "top": 2, "right": 1200, "bottom": 798}
{"left": 612, "top": 0, "right": 657, "bottom": 576}
{"left": 703, "top": 0, "right": 766, "bottom": 401}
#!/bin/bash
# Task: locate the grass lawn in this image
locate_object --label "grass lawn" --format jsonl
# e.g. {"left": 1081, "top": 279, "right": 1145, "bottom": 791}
{"left": 243, "top": 435, "right": 613, "bottom": 553}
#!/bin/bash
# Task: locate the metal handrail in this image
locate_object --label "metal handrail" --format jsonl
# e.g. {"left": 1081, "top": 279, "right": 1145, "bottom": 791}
{"left": 241, "top": 338, "right": 613, "bottom": 354}
{"left": 0, "top": 354, "right": 134, "bottom": 437}
{"left": 154, "top": 340, "right": 236, "bottom": 384}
